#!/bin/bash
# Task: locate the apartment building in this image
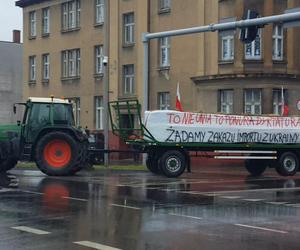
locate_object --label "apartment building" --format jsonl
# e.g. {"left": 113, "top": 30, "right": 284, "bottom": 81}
{"left": 150, "top": 0, "right": 300, "bottom": 115}
{"left": 0, "top": 31, "right": 23, "bottom": 124}
{"left": 16, "top": 0, "right": 300, "bottom": 133}
{"left": 192, "top": 0, "right": 300, "bottom": 116}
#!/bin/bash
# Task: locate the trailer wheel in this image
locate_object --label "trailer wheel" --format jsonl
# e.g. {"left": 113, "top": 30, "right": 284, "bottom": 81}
{"left": 35, "top": 132, "right": 79, "bottom": 176}
{"left": 146, "top": 157, "right": 161, "bottom": 174}
{"left": 245, "top": 160, "right": 268, "bottom": 177}
{"left": 276, "top": 152, "right": 299, "bottom": 176}
{"left": 0, "top": 157, "right": 18, "bottom": 172}
{"left": 159, "top": 150, "right": 186, "bottom": 178}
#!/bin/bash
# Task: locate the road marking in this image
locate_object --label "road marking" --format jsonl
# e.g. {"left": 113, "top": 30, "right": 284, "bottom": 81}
{"left": 117, "top": 180, "right": 183, "bottom": 188}
{"left": 235, "top": 224, "right": 288, "bottom": 234}
{"left": 118, "top": 180, "right": 210, "bottom": 188}
{"left": 144, "top": 187, "right": 160, "bottom": 190}
{"left": 62, "top": 196, "right": 88, "bottom": 202}
{"left": 169, "top": 213, "right": 202, "bottom": 220}
{"left": 266, "top": 202, "right": 288, "bottom": 205}
{"left": 179, "top": 187, "right": 300, "bottom": 195}
{"left": 177, "top": 191, "right": 198, "bottom": 194}
{"left": 74, "top": 241, "right": 122, "bottom": 250}
{"left": 243, "top": 199, "right": 264, "bottom": 202}
{"left": 0, "top": 188, "right": 15, "bottom": 193}
{"left": 11, "top": 226, "right": 50, "bottom": 235}
{"left": 285, "top": 203, "right": 300, "bottom": 207}
{"left": 110, "top": 204, "right": 141, "bottom": 210}
{"left": 203, "top": 193, "right": 221, "bottom": 197}
{"left": 20, "top": 190, "right": 43, "bottom": 195}
{"left": 161, "top": 188, "right": 179, "bottom": 192}
{"left": 220, "top": 196, "right": 241, "bottom": 199}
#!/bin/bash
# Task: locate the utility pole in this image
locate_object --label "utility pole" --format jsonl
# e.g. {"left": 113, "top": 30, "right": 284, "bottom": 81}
{"left": 103, "top": 0, "right": 109, "bottom": 167}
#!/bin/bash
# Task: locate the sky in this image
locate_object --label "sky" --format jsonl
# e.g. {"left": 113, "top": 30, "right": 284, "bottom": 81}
{"left": 0, "top": 0, "right": 23, "bottom": 42}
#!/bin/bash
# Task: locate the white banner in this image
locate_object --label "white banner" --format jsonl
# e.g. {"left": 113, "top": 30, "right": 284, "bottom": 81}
{"left": 144, "top": 111, "right": 300, "bottom": 144}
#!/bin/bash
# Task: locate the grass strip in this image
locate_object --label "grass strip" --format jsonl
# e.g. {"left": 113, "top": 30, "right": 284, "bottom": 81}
{"left": 16, "top": 162, "right": 147, "bottom": 171}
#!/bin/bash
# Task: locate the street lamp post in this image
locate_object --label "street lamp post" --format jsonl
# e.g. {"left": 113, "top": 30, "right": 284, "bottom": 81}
{"left": 103, "top": 0, "right": 109, "bottom": 167}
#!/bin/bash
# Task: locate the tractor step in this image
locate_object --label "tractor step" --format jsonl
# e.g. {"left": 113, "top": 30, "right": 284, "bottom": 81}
{"left": 22, "top": 144, "right": 33, "bottom": 159}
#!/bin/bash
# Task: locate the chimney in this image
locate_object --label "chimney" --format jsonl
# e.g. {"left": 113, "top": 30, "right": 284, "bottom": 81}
{"left": 13, "top": 30, "right": 21, "bottom": 43}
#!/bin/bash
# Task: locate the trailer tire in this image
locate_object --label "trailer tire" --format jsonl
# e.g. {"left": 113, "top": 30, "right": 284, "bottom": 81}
{"left": 159, "top": 150, "right": 186, "bottom": 178}
{"left": 245, "top": 160, "right": 267, "bottom": 177}
{"left": 0, "top": 157, "right": 18, "bottom": 172}
{"left": 146, "top": 157, "right": 161, "bottom": 174}
{"left": 276, "top": 152, "right": 299, "bottom": 176}
{"left": 35, "top": 132, "right": 80, "bottom": 176}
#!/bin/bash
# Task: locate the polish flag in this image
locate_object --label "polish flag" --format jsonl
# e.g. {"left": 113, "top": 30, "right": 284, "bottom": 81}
{"left": 176, "top": 82, "right": 183, "bottom": 112}
{"left": 281, "top": 86, "right": 289, "bottom": 116}
{"left": 283, "top": 104, "right": 289, "bottom": 116}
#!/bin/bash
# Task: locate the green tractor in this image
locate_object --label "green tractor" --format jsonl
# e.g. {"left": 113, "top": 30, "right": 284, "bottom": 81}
{"left": 0, "top": 97, "right": 88, "bottom": 176}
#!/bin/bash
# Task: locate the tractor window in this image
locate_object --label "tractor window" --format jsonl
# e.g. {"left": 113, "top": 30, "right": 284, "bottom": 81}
{"left": 53, "top": 104, "right": 75, "bottom": 126}
{"left": 30, "top": 104, "right": 50, "bottom": 126}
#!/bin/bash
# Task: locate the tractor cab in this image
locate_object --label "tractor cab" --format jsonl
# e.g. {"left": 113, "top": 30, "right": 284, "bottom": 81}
{"left": 21, "top": 97, "right": 74, "bottom": 124}
{"left": 15, "top": 97, "right": 75, "bottom": 142}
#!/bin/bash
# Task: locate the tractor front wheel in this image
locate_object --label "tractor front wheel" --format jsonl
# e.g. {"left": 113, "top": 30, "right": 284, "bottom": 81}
{"left": 35, "top": 132, "right": 80, "bottom": 176}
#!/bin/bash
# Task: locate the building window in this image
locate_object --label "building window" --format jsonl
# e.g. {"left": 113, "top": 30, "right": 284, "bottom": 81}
{"left": 221, "top": 35, "right": 234, "bottom": 61}
{"left": 70, "top": 97, "right": 80, "bottom": 126}
{"left": 160, "top": 37, "right": 170, "bottom": 67}
{"left": 42, "top": 54, "right": 50, "bottom": 80}
{"left": 245, "top": 29, "right": 262, "bottom": 60}
{"left": 95, "top": 96, "right": 104, "bottom": 130}
{"left": 219, "top": 90, "right": 233, "bottom": 114}
{"left": 273, "top": 25, "right": 283, "bottom": 61}
{"left": 123, "top": 64, "right": 134, "bottom": 95}
{"left": 95, "top": 0, "right": 104, "bottom": 25}
{"left": 62, "top": 49, "right": 80, "bottom": 78}
{"left": 273, "top": 89, "right": 287, "bottom": 115}
{"left": 95, "top": 45, "right": 104, "bottom": 75}
{"left": 158, "top": 92, "right": 170, "bottom": 110}
{"left": 123, "top": 13, "right": 134, "bottom": 45}
{"left": 29, "top": 11, "right": 36, "bottom": 37}
{"left": 42, "top": 8, "right": 50, "bottom": 35}
{"left": 244, "top": 89, "right": 262, "bottom": 115}
{"left": 62, "top": 0, "right": 81, "bottom": 31}
{"left": 159, "top": 0, "right": 171, "bottom": 11}
{"left": 29, "top": 56, "right": 36, "bottom": 81}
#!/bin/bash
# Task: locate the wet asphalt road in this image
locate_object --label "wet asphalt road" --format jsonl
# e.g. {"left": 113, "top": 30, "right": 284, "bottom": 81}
{"left": 1, "top": 166, "right": 300, "bottom": 250}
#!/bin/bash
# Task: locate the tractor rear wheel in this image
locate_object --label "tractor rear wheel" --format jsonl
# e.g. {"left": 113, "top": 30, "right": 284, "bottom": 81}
{"left": 70, "top": 139, "right": 89, "bottom": 174}
{"left": 0, "top": 157, "right": 18, "bottom": 172}
{"left": 35, "top": 131, "right": 80, "bottom": 176}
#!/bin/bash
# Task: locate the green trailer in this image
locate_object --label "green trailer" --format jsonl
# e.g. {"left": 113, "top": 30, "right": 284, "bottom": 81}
{"left": 109, "top": 99, "right": 300, "bottom": 178}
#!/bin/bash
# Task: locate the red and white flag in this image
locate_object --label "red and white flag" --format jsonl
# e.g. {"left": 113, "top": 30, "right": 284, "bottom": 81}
{"left": 176, "top": 82, "right": 183, "bottom": 112}
{"left": 281, "top": 86, "right": 289, "bottom": 116}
